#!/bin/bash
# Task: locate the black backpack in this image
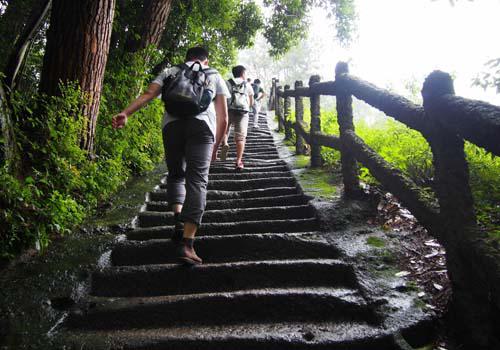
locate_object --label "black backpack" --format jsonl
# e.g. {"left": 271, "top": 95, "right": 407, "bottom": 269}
{"left": 161, "top": 62, "right": 218, "bottom": 117}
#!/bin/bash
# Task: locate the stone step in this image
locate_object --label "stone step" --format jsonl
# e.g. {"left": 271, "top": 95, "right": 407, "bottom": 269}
{"left": 208, "top": 164, "right": 290, "bottom": 174}
{"left": 149, "top": 186, "right": 300, "bottom": 202}
{"left": 212, "top": 159, "right": 286, "bottom": 167}
{"left": 242, "top": 150, "right": 279, "bottom": 155}
{"left": 207, "top": 170, "right": 292, "bottom": 181}
{"left": 127, "top": 218, "right": 319, "bottom": 240}
{"left": 146, "top": 193, "right": 309, "bottom": 211}
{"left": 221, "top": 153, "right": 280, "bottom": 160}
{"left": 64, "top": 322, "right": 395, "bottom": 350}
{"left": 137, "top": 205, "right": 315, "bottom": 227}
{"left": 158, "top": 177, "right": 296, "bottom": 192}
{"left": 91, "top": 259, "right": 357, "bottom": 297}
{"left": 66, "top": 288, "right": 376, "bottom": 330}
{"left": 111, "top": 233, "right": 340, "bottom": 266}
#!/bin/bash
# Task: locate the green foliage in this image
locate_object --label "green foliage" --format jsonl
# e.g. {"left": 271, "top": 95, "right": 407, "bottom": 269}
{"left": 366, "top": 236, "right": 386, "bottom": 248}
{"left": 287, "top": 107, "right": 498, "bottom": 231}
{"left": 473, "top": 57, "right": 500, "bottom": 94}
{"left": 263, "top": 0, "right": 357, "bottom": 57}
{"left": 1, "top": 56, "right": 164, "bottom": 261}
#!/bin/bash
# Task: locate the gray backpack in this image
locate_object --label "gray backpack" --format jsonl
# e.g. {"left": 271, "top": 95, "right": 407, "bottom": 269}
{"left": 227, "top": 79, "right": 249, "bottom": 112}
{"left": 161, "top": 62, "right": 217, "bottom": 117}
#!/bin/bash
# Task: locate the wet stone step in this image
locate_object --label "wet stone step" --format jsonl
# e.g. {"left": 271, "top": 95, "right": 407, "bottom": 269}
{"left": 208, "top": 164, "right": 290, "bottom": 174}
{"left": 138, "top": 205, "right": 315, "bottom": 227}
{"left": 149, "top": 186, "right": 300, "bottom": 202}
{"left": 64, "top": 322, "right": 395, "bottom": 350}
{"left": 66, "top": 288, "right": 376, "bottom": 330}
{"left": 128, "top": 218, "right": 319, "bottom": 240}
{"left": 207, "top": 171, "right": 293, "bottom": 181}
{"left": 158, "top": 177, "right": 296, "bottom": 192}
{"left": 91, "top": 259, "right": 358, "bottom": 297}
{"left": 111, "top": 232, "right": 341, "bottom": 266}
{"left": 212, "top": 159, "right": 286, "bottom": 167}
{"left": 146, "top": 194, "right": 310, "bottom": 211}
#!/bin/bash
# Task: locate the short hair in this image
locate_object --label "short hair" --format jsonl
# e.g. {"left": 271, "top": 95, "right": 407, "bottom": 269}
{"left": 232, "top": 65, "right": 246, "bottom": 78}
{"left": 185, "top": 47, "right": 209, "bottom": 61}
{"left": 247, "top": 78, "right": 252, "bottom": 82}
{"left": 254, "top": 79, "right": 261, "bottom": 84}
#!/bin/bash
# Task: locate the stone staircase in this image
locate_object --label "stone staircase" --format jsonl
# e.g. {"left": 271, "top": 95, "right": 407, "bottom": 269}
{"left": 61, "top": 113, "right": 432, "bottom": 349}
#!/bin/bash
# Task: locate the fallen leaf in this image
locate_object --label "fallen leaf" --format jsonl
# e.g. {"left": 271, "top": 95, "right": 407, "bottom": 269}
{"left": 395, "top": 271, "right": 411, "bottom": 277}
{"left": 433, "top": 283, "right": 443, "bottom": 291}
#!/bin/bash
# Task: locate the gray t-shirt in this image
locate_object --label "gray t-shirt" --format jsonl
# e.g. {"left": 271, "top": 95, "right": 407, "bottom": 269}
{"left": 152, "top": 61, "right": 231, "bottom": 138}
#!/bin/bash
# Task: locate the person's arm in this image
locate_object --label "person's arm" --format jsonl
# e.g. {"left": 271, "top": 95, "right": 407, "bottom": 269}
{"left": 257, "top": 89, "right": 266, "bottom": 101}
{"left": 248, "top": 94, "right": 254, "bottom": 108}
{"left": 212, "top": 94, "right": 229, "bottom": 161}
{"left": 112, "top": 83, "right": 162, "bottom": 129}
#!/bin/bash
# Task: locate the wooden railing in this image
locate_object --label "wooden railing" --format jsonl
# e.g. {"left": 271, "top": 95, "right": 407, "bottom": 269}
{"left": 269, "top": 62, "right": 500, "bottom": 346}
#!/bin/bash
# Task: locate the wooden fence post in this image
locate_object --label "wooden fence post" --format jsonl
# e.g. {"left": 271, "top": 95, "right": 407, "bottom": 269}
{"left": 276, "top": 85, "right": 284, "bottom": 132}
{"left": 294, "top": 80, "right": 306, "bottom": 155}
{"left": 335, "top": 62, "right": 362, "bottom": 198}
{"left": 422, "top": 71, "right": 475, "bottom": 225}
{"left": 269, "top": 78, "right": 277, "bottom": 111}
{"left": 309, "top": 75, "right": 322, "bottom": 168}
{"left": 284, "top": 84, "right": 292, "bottom": 140}
{"left": 421, "top": 71, "right": 490, "bottom": 347}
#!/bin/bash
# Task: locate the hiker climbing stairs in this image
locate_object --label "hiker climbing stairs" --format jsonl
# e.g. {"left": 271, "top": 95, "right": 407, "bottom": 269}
{"left": 61, "top": 112, "right": 429, "bottom": 349}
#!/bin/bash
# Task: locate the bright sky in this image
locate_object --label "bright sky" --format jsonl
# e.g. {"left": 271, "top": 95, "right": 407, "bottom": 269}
{"left": 309, "top": 0, "right": 500, "bottom": 105}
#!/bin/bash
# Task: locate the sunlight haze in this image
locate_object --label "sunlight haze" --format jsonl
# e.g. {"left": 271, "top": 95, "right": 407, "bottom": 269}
{"left": 242, "top": 0, "right": 500, "bottom": 105}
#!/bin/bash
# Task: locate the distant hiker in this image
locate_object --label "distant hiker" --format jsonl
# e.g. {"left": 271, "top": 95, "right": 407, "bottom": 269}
{"left": 112, "top": 47, "right": 229, "bottom": 265}
{"left": 251, "top": 79, "right": 266, "bottom": 128}
{"left": 219, "top": 65, "right": 254, "bottom": 170}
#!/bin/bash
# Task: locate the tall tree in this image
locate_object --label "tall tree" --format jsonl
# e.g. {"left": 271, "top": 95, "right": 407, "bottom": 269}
{"left": 0, "top": 0, "right": 37, "bottom": 70}
{"left": 263, "top": 0, "right": 357, "bottom": 57}
{"left": 39, "top": 0, "right": 116, "bottom": 153}
{"left": 124, "top": 0, "right": 173, "bottom": 55}
{"left": 2, "top": 0, "right": 51, "bottom": 91}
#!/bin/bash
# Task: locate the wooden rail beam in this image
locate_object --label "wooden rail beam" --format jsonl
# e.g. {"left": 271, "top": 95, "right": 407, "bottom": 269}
{"left": 343, "top": 129, "right": 439, "bottom": 232}
{"left": 309, "top": 81, "right": 337, "bottom": 96}
{"left": 422, "top": 71, "right": 500, "bottom": 156}
{"left": 294, "top": 121, "right": 311, "bottom": 145}
{"left": 335, "top": 74, "right": 429, "bottom": 135}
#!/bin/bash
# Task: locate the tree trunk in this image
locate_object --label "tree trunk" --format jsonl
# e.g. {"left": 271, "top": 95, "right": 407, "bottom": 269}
{"left": 125, "top": 0, "right": 173, "bottom": 54}
{"left": 0, "top": 0, "right": 37, "bottom": 70}
{"left": 3, "top": 0, "right": 51, "bottom": 91}
{"left": 39, "top": 0, "right": 116, "bottom": 154}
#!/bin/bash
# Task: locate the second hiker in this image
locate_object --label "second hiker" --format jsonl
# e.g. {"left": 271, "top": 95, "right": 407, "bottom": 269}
{"left": 219, "top": 65, "right": 254, "bottom": 170}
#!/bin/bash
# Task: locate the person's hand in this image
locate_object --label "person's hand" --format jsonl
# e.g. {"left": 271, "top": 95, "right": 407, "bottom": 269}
{"left": 112, "top": 112, "right": 128, "bottom": 129}
{"left": 211, "top": 144, "right": 219, "bottom": 162}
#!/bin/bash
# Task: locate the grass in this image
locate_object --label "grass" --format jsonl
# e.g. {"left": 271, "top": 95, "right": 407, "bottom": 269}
{"left": 366, "top": 236, "right": 386, "bottom": 248}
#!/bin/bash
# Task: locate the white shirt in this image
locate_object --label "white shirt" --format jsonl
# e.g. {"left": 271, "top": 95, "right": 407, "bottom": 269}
{"left": 152, "top": 61, "right": 231, "bottom": 138}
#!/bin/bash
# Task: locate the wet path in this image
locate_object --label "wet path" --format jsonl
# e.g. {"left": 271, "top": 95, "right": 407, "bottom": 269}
{"left": 61, "top": 113, "right": 429, "bottom": 349}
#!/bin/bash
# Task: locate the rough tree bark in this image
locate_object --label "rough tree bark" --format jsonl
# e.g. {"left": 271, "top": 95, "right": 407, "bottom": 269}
{"left": 39, "top": 0, "right": 116, "bottom": 154}
{"left": 125, "top": 0, "right": 173, "bottom": 54}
